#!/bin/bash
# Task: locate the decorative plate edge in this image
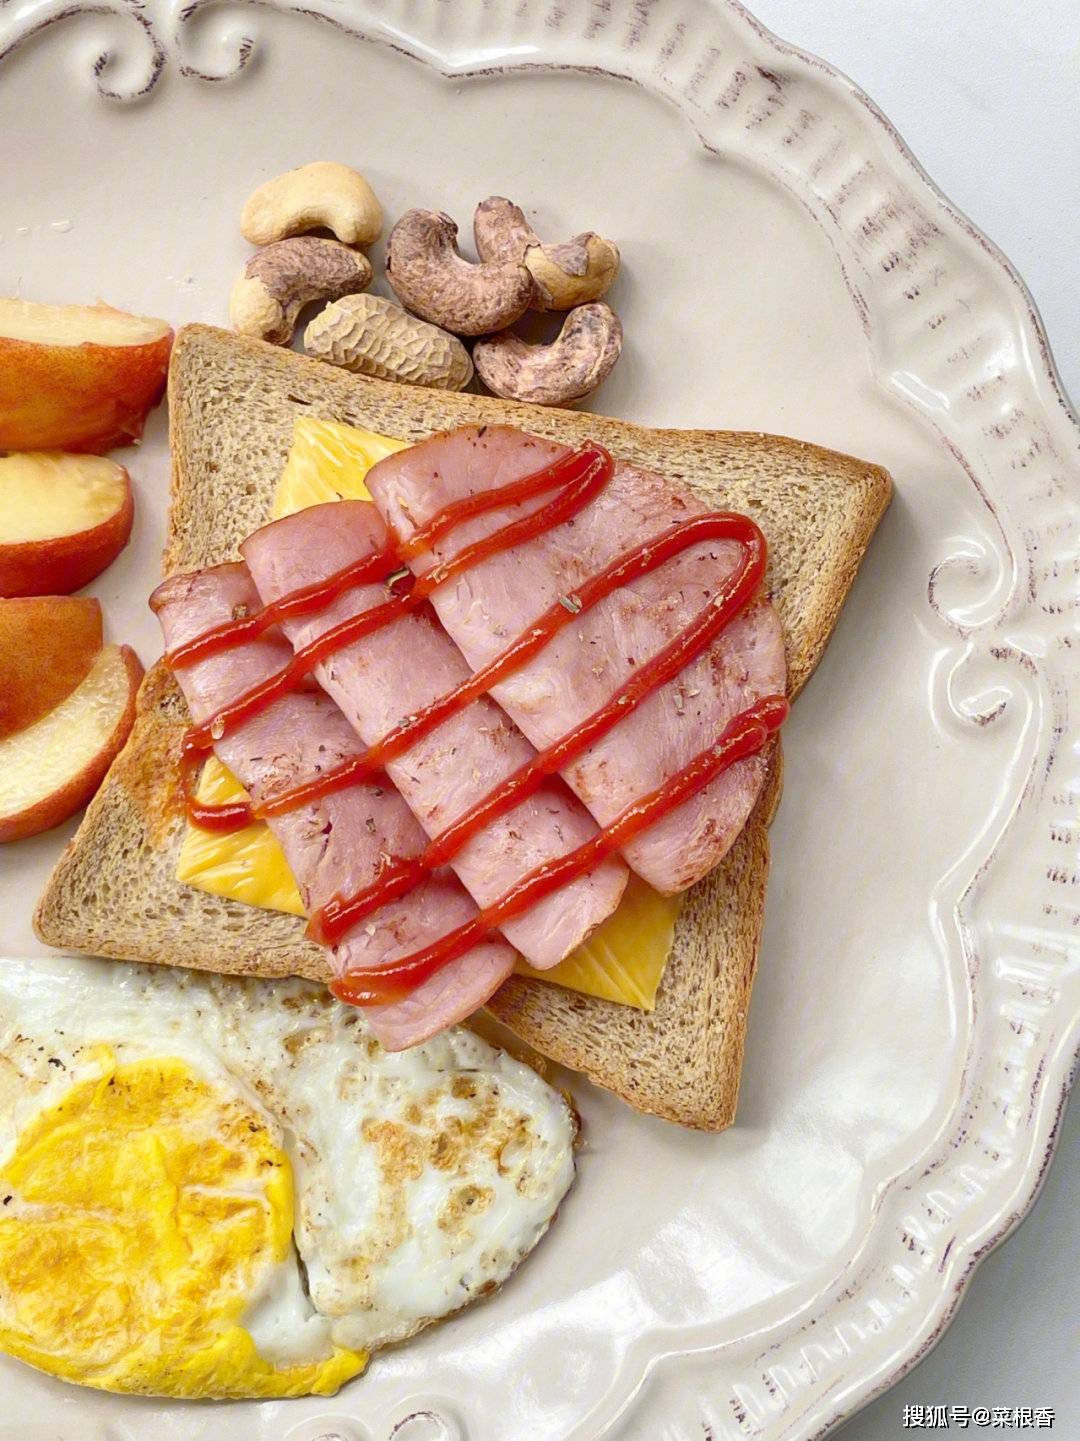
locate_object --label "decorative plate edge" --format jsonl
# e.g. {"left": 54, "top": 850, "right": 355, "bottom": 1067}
{"left": 0, "top": 3, "right": 1077, "bottom": 1439}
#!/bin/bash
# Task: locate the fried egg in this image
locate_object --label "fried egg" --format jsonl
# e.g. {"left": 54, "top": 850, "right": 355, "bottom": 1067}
{"left": 0, "top": 958, "right": 576, "bottom": 1400}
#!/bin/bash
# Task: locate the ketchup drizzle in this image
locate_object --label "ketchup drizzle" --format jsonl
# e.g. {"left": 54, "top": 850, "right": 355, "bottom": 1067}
{"left": 307, "top": 511, "right": 766, "bottom": 946}
{"left": 180, "top": 748, "right": 255, "bottom": 831}
{"left": 175, "top": 443, "right": 612, "bottom": 760}
{"left": 330, "top": 695, "right": 787, "bottom": 1005}
{"left": 166, "top": 547, "right": 401, "bottom": 670}
{"left": 164, "top": 439, "right": 788, "bottom": 1006}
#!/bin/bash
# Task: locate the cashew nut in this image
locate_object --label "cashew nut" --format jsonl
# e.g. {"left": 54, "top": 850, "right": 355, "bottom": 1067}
{"left": 229, "top": 237, "right": 373, "bottom": 346}
{"left": 385, "top": 209, "right": 536, "bottom": 337}
{"left": 472, "top": 302, "right": 623, "bottom": 406}
{"left": 304, "top": 294, "right": 474, "bottom": 391}
{"left": 473, "top": 196, "right": 620, "bottom": 312}
{"left": 240, "top": 162, "right": 383, "bottom": 247}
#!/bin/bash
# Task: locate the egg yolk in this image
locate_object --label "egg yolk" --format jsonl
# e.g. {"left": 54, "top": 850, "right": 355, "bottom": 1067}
{"left": 0, "top": 1055, "right": 365, "bottom": 1398}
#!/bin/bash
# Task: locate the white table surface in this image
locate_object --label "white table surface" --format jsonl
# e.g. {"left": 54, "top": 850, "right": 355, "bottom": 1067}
{"left": 747, "top": 1, "right": 1079, "bottom": 1435}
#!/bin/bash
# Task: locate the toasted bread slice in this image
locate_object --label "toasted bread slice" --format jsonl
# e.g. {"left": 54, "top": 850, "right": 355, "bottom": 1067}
{"left": 36, "top": 325, "right": 891, "bottom": 1129}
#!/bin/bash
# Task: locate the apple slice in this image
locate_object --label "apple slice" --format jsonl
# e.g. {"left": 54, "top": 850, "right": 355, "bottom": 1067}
{"left": 0, "top": 452, "right": 134, "bottom": 596}
{"left": 0, "top": 596, "right": 103, "bottom": 739}
{"left": 0, "top": 298, "right": 173, "bottom": 453}
{"left": 0, "top": 643, "right": 142, "bottom": 841}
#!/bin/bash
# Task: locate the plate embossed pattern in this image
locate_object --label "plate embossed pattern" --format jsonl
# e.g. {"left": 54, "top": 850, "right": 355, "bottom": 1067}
{"left": 0, "top": 3, "right": 1077, "bottom": 1439}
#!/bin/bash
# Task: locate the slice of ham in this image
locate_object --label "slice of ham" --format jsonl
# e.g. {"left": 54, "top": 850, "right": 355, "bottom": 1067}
{"left": 366, "top": 425, "right": 787, "bottom": 894}
{"left": 241, "top": 501, "right": 627, "bottom": 968}
{"left": 151, "top": 562, "right": 515, "bottom": 1049}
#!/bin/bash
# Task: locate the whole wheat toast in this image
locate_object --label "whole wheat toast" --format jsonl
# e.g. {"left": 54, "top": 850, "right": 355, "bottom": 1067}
{"left": 35, "top": 324, "right": 891, "bottom": 1130}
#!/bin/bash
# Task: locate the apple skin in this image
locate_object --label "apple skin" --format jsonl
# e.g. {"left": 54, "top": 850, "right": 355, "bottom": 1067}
{"left": 0, "top": 330, "right": 173, "bottom": 454}
{"left": 0, "top": 596, "right": 103, "bottom": 739}
{"left": 0, "top": 469, "right": 134, "bottom": 597}
{"left": 0, "top": 645, "right": 142, "bottom": 842}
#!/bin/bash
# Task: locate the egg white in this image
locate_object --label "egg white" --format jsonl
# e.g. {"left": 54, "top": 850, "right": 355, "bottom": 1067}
{"left": 0, "top": 957, "right": 576, "bottom": 1393}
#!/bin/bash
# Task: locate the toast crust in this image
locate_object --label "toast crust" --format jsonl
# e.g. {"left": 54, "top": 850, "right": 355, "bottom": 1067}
{"left": 36, "top": 325, "right": 892, "bottom": 1130}
{"left": 162, "top": 327, "right": 891, "bottom": 699}
{"left": 35, "top": 660, "right": 329, "bottom": 983}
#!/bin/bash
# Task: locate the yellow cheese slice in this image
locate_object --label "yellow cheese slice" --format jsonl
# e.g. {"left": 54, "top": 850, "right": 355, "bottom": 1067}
{"left": 515, "top": 875, "right": 682, "bottom": 1010}
{"left": 176, "top": 417, "right": 679, "bottom": 1010}
{"left": 176, "top": 755, "right": 305, "bottom": 918}
{"left": 272, "top": 416, "right": 408, "bottom": 519}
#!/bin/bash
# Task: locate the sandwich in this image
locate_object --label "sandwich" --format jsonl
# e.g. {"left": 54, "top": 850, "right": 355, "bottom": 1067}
{"left": 36, "top": 323, "right": 891, "bottom": 1131}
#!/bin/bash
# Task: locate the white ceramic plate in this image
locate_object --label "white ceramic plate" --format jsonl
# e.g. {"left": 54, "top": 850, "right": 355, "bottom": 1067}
{"left": 1, "top": 2, "right": 1078, "bottom": 1438}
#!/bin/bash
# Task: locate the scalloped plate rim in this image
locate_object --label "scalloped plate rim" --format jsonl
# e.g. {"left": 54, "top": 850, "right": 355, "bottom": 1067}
{"left": 0, "top": 2, "right": 1076, "bottom": 1438}
{"left": 718, "top": 3, "right": 1080, "bottom": 1432}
